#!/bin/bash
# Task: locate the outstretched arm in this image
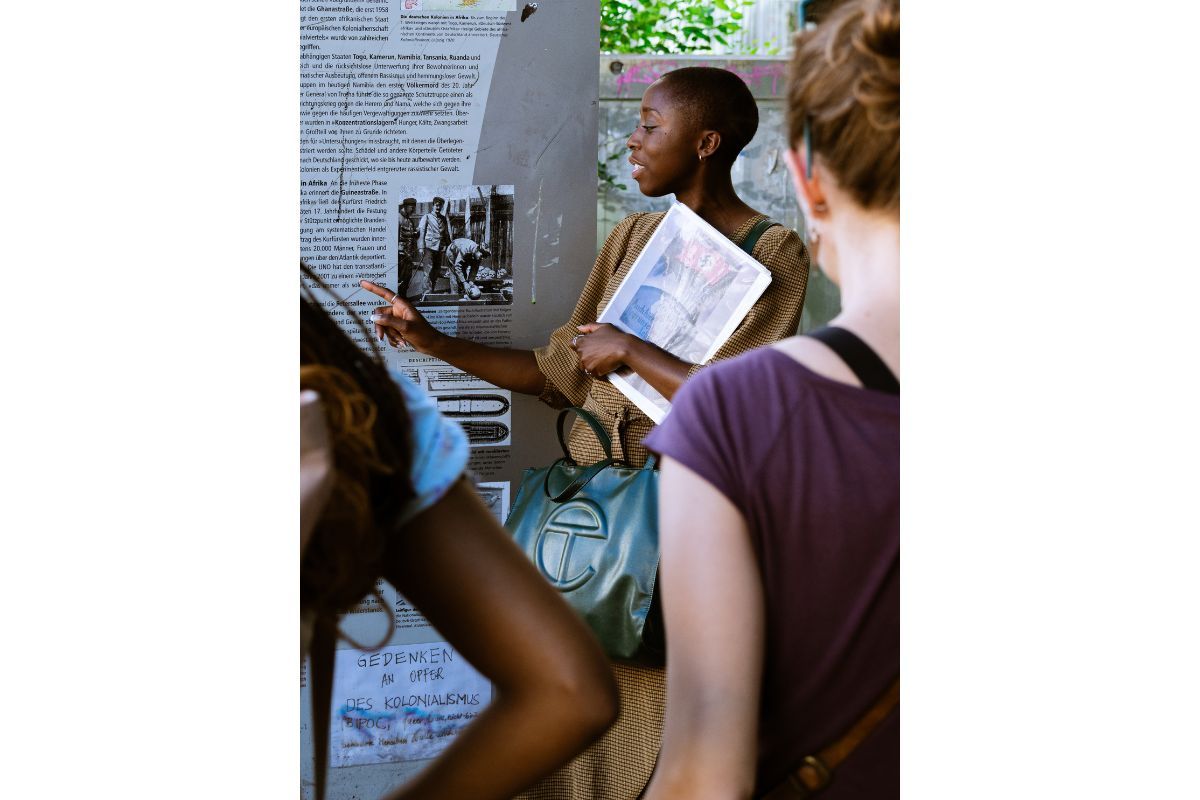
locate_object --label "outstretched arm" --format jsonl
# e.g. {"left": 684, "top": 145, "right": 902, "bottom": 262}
{"left": 641, "top": 457, "right": 765, "bottom": 800}
{"left": 361, "top": 279, "right": 545, "bottom": 395}
{"left": 380, "top": 478, "right": 619, "bottom": 800}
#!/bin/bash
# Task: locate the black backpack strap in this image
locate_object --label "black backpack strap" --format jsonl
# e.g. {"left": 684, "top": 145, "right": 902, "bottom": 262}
{"left": 805, "top": 326, "right": 899, "bottom": 395}
{"left": 738, "top": 217, "right": 779, "bottom": 256}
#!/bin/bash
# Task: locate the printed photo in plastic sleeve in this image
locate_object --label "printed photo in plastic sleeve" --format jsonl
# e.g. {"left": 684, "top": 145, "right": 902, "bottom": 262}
{"left": 598, "top": 202, "right": 773, "bottom": 422}
{"left": 393, "top": 184, "right": 515, "bottom": 308}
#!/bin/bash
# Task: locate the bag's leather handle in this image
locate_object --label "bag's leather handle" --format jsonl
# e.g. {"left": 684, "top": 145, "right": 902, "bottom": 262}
{"left": 543, "top": 456, "right": 621, "bottom": 502}
{"left": 760, "top": 677, "right": 899, "bottom": 799}
{"left": 556, "top": 407, "right": 613, "bottom": 462}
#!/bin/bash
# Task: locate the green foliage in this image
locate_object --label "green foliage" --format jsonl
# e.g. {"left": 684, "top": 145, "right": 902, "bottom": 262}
{"left": 598, "top": 0, "right": 773, "bottom": 190}
{"left": 598, "top": 151, "right": 628, "bottom": 193}
{"left": 601, "top": 0, "right": 756, "bottom": 54}
{"left": 742, "top": 37, "right": 783, "bottom": 55}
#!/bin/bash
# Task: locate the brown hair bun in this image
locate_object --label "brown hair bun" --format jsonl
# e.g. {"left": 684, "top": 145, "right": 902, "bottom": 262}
{"left": 788, "top": 0, "right": 900, "bottom": 211}
{"left": 852, "top": 0, "right": 899, "bottom": 132}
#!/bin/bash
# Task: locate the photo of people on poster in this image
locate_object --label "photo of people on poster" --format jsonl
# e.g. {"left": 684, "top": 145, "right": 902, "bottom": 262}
{"left": 396, "top": 185, "right": 515, "bottom": 307}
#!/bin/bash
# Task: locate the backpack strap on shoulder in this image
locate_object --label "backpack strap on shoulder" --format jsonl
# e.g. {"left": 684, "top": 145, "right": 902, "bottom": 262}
{"left": 805, "top": 326, "right": 899, "bottom": 395}
{"left": 739, "top": 217, "right": 780, "bottom": 256}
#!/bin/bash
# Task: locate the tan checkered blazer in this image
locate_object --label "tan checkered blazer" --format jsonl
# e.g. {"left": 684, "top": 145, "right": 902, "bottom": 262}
{"left": 534, "top": 211, "right": 810, "bottom": 469}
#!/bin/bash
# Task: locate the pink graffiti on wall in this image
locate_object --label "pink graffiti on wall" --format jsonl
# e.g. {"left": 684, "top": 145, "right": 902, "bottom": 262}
{"left": 613, "top": 60, "right": 787, "bottom": 97}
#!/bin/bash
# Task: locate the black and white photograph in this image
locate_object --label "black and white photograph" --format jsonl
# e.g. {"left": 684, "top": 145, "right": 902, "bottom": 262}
{"left": 393, "top": 184, "right": 515, "bottom": 307}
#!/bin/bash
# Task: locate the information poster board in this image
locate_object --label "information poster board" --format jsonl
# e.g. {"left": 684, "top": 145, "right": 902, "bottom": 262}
{"left": 300, "top": 2, "right": 599, "bottom": 796}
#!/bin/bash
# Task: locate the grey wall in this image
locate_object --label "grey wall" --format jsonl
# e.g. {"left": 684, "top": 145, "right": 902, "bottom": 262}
{"left": 470, "top": 1, "right": 604, "bottom": 488}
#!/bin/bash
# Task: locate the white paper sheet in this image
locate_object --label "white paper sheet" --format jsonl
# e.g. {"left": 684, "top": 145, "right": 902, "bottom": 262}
{"left": 330, "top": 642, "right": 492, "bottom": 766}
{"left": 598, "top": 203, "right": 773, "bottom": 422}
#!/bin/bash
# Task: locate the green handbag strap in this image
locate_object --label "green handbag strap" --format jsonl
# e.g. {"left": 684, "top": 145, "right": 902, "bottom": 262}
{"left": 739, "top": 217, "right": 779, "bottom": 256}
{"left": 554, "top": 408, "right": 661, "bottom": 474}
{"left": 543, "top": 455, "right": 622, "bottom": 502}
{"left": 557, "top": 407, "right": 613, "bottom": 462}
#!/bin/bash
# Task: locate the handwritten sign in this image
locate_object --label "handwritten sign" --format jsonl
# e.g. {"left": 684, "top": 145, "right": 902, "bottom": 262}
{"left": 331, "top": 642, "right": 492, "bottom": 766}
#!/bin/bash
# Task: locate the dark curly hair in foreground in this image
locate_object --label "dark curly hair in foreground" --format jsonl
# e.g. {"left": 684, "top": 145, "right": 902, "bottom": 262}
{"left": 300, "top": 263, "right": 414, "bottom": 622}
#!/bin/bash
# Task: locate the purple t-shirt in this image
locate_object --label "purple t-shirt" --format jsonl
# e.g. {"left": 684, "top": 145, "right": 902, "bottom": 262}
{"left": 644, "top": 346, "right": 899, "bottom": 798}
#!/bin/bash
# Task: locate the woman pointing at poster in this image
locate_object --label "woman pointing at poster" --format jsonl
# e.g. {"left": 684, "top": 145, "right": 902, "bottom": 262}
{"left": 363, "top": 67, "right": 810, "bottom": 800}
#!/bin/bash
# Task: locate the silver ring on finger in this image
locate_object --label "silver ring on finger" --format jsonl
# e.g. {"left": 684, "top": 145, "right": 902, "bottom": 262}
{"left": 570, "top": 334, "right": 581, "bottom": 348}
{"left": 388, "top": 292, "right": 398, "bottom": 303}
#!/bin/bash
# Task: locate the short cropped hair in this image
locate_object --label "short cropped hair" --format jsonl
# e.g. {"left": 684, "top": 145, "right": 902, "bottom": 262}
{"left": 657, "top": 67, "right": 759, "bottom": 164}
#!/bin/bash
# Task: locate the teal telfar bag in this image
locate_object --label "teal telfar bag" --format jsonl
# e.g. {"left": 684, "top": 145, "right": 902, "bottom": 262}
{"left": 505, "top": 407, "right": 665, "bottom": 665}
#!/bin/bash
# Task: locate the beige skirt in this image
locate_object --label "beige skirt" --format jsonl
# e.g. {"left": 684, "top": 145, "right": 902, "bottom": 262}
{"left": 515, "top": 663, "right": 665, "bottom": 800}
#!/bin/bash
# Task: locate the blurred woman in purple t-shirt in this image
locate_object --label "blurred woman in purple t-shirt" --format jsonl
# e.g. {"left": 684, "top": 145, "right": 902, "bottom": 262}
{"left": 642, "top": 1, "right": 900, "bottom": 797}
